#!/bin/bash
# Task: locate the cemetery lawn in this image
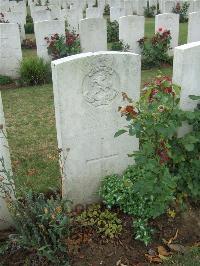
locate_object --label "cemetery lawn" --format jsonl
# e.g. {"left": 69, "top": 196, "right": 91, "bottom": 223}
{"left": 1, "top": 66, "right": 172, "bottom": 194}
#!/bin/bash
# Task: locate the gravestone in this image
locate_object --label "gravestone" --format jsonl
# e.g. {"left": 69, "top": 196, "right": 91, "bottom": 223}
{"left": 119, "top": 15, "right": 144, "bottom": 54}
{"left": 137, "top": 0, "right": 147, "bottom": 15}
{"left": 173, "top": 41, "right": 200, "bottom": 111}
{"left": 80, "top": 18, "right": 107, "bottom": 52}
{"left": 110, "top": 6, "right": 125, "bottom": 22}
{"left": 51, "top": 51, "right": 141, "bottom": 204}
{"left": 188, "top": 12, "right": 200, "bottom": 43}
{"left": 0, "top": 93, "right": 14, "bottom": 230}
{"left": 0, "top": 23, "right": 22, "bottom": 78}
{"left": 86, "top": 7, "right": 103, "bottom": 18}
{"left": 163, "top": 0, "right": 175, "bottom": 13}
{"left": 34, "top": 20, "right": 65, "bottom": 61}
{"left": 173, "top": 41, "right": 200, "bottom": 136}
{"left": 124, "top": 0, "right": 134, "bottom": 15}
{"left": 155, "top": 13, "right": 179, "bottom": 55}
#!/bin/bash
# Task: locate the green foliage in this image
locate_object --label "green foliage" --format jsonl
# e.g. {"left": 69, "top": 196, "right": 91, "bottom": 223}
{"left": 100, "top": 163, "right": 177, "bottom": 245}
{"left": 19, "top": 57, "right": 51, "bottom": 86}
{"left": 45, "top": 31, "right": 80, "bottom": 60}
{"left": 26, "top": 14, "right": 33, "bottom": 23}
{"left": 76, "top": 204, "right": 122, "bottom": 239}
{"left": 25, "top": 22, "right": 34, "bottom": 34}
{"left": 107, "top": 20, "right": 119, "bottom": 43}
{"left": 144, "top": 4, "right": 156, "bottom": 18}
{"left": 138, "top": 29, "right": 172, "bottom": 69}
{"left": 100, "top": 74, "right": 200, "bottom": 245}
{"left": 10, "top": 191, "right": 70, "bottom": 265}
{"left": 173, "top": 2, "right": 190, "bottom": 23}
{"left": 111, "top": 40, "right": 130, "bottom": 51}
{"left": 104, "top": 4, "right": 110, "bottom": 16}
{"left": 0, "top": 75, "right": 13, "bottom": 85}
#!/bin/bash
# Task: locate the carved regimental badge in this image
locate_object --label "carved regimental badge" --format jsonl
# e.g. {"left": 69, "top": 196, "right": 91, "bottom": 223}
{"left": 82, "top": 56, "right": 120, "bottom": 107}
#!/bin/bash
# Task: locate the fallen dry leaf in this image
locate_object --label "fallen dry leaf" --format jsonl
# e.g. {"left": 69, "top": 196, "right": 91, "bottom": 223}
{"left": 168, "top": 229, "right": 179, "bottom": 244}
{"left": 145, "top": 254, "right": 162, "bottom": 264}
{"left": 116, "top": 259, "right": 127, "bottom": 266}
{"left": 157, "top": 245, "right": 171, "bottom": 256}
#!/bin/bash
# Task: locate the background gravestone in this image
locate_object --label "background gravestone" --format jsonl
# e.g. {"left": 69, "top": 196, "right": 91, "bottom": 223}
{"left": 52, "top": 51, "right": 141, "bottom": 205}
{"left": 80, "top": 18, "right": 107, "bottom": 52}
{"left": 0, "top": 93, "right": 13, "bottom": 230}
{"left": 0, "top": 23, "right": 22, "bottom": 78}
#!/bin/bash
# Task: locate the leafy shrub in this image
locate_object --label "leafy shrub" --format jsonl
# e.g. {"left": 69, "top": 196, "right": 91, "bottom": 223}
{"left": 45, "top": 31, "right": 80, "bottom": 60}
{"left": 138, "top": 28, "right": 172, "bottom": 69}
{"left": 21, "top": 38, "right": 36, "bottom": 49}
{"left": 76, "top": 204, "right": 122, "bottom": 239}
{"left": 104, "top": 4, "right": 110, "bottom": 16}
{"left": 144, "top": 4, "right": 156, "bottom": 17}
{"left": 172, "top": 2, "right": 190, "bottom": 23}
{"left": 100, "top": 74, "right": 200, "bottom": 245}
{"left": 25, "top": 22, "right": 34, "bottom": 34}
{"left": 0, "top": 75, "right": 13, "bottom": 85}
{"left": 26, "top": 14, "right": 33, "bottom": 23}
{"left": 19, "top": 57, "right": 51, "bottom": 86}
{"left": 111, "top": 40, "right": 130, "bottom": 51}
{"left": 10, "top": 191, "right": 70, "bottom": 265}
{"left": 107, "top": 20, "right": 119, "bottom": 43}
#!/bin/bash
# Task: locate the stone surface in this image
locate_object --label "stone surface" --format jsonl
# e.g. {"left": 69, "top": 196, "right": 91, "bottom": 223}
{"left": 119, "top": 15, "right": 144, "bottom": 54}
{"left": 52, "top": 51, "right": 141, "bottom": 205}
{"left": 110, "top": 6, "right": 125, "bottom": 22}
{"left": 80, "top": 18, "right": 107, "bottom": 52}
{"left": 34, "top": 20, "right": 65, "bottom": 61}
{"left": 86, "top": 7, "right": 103, "bottom": 18}
{"left": 0, "top": 92, "right": 13, "bottom": 231}
{"left": 188, "top": 12, "right": 200, "bottom": 43}
{"left": 173, "top": 41, "right": 200, "bottom": 111}
{"left": 155, "top": 13, "right": 179, "bottom": 55}
{"left": 0, "top": 23, "right": 22, "bottom": 78}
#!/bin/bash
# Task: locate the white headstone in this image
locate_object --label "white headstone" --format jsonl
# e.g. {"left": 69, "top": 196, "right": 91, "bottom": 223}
{"left": 34, "top": 20, "right": 65, "bottom": 61}
{"left": 173, "top": 41, "right": 200, "bottom": 111}
{"left": 124, "top": 0, "right": 134, "bottom": 15}
{"left": 51, "top": 51, "right": 141, "bottom": 204}
{"left": 119, "top": 15, "right": 144, "bottom": 53}
{"left": 163, "top": 0, "right": 175, "bottom": 13}
{"left": 0, "top": 93, "right": 14, "bottom": 230}
{"left": 137, "top": 0, "right": 147, "bottom": 16}
{"left": 86, "top": 7, "right": 103, "bottom": 18}
{"left": 0, "top": 23, "right": 22, "bottom": 78}
{"left": 155, "top": 13, "right": 179, "bottom": 55}
{"left": 188, "top": 12, "right": 200, "bottom": 43}
{"left": 80, "top": 18, "right": 107, "bottom": 52}
{"left": 110, "top": 6, "right": 125, "bottom": 22}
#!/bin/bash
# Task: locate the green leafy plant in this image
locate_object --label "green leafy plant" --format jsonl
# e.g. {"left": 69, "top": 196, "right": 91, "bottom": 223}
{"left": 0, "top": 75, "right": 13, "bottom": 85}
{"left": 100, "top": 75, "right": 183, "bottom": 245}
{"left": 111, "top": 40, "right": 130, "bottom": 51}
{"left": 45, "top": 31, "right": 80, "bottom": 60}
{"left": 25, "top": 22, "right": 34, "bottom": 34}
{"left": 19, "top": 57, "right": 51, "bottom": 86}
{"left": 172, "top": 2, "right": 190, "bottom": 23}
{"left": 107, "top": 20, "right": 119, "bottom": 43}
{"left": 138, "top": 28, "right": 172, "bottom": 69}
{"left": 10, "top": 191, "right": 70, "bottom": 265}
{"left": 104, "top": 4, "right": 110, "bottom": 16}
{"left": 144, "top": 4, "right": 156, "bottom": 17}
{"left": 76, "top": 204, "right": 122, "bottom": 239}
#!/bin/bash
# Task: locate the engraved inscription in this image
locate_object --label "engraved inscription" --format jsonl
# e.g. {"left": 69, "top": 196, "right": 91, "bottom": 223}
{"left": 82, "top": 57, "right": 120, "bottom": 107}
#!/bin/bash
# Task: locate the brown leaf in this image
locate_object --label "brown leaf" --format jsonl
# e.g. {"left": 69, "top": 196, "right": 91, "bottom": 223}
{"left": 145, "top": 254, "right": 162, "bottom": 263}
{"left": 167, "top": 243, "right": 187, "bottom": 253}
{"left": 168, "top": 229, "right": 179, "bottom": 244}
{"left": 157, "top": 245, "right": 171, "bottom": 256}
